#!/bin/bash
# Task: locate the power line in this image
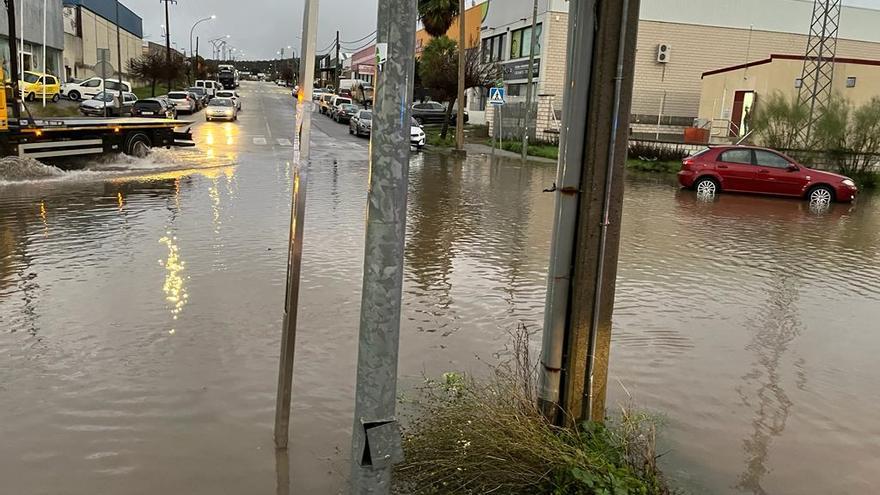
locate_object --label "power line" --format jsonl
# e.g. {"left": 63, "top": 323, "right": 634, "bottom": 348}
{"left": 340, "top": 30, "right": 377, "bottom": 45}
{"left": 340, "top": 36, "right": 377, "bottom": 52}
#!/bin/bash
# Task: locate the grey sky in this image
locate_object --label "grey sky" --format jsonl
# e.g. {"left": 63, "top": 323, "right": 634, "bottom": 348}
{"left": 126, "top": 0, "right": 880, "bottom": 61}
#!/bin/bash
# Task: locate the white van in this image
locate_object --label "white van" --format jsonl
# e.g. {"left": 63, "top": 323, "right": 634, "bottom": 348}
{"left": 61, "top": 77, "right": 132, "bottom": 101}
{"left": 195, "top": 80, "right": 221, "bottom": 98}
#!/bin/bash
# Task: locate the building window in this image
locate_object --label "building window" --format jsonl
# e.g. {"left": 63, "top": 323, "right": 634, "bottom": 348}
{"left": 795, "top": 78, "right": 803, "bottom": 88}
{"left": 506, "top": 82, "right": 537, "bottom": 98}
{"left": 846, "top": 76, "right": 857, "bottom": 88}
{"left": 481, "top": 34, "right": 505, "bottom": 63}
{"left": 509, "top": 24, "right": 542, "bottom": 60}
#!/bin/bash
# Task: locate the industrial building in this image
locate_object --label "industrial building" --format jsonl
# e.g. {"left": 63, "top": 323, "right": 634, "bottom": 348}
{"left": 479, "top": 0, "right": 880, "bottom": 141}
{"left": 62, "top": 0, "right": 143, "bottom": 81}
{"left": 0, "top": 0, "right": 65, "bottom": 78}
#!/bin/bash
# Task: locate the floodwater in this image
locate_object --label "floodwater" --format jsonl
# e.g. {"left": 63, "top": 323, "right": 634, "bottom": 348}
{"left": 2, "top": 91, "right": 880, "bottom": 494}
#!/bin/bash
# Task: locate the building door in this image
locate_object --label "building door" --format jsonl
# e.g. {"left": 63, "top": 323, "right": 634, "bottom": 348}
{"left": 729, "top": 90, "right": 755, "bottom": 137}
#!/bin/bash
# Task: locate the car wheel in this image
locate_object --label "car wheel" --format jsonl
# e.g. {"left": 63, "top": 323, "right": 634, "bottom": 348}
{"left": 206, "top": 116, "right": 212, "bottom": 122}
{"left": 52, "top": 93, "right": 60, "bottom": 103}
{"left": 26, "top": 92, "right": 35, "bottom": 102}
{"left": 808, "top": 185, "right": 834, "bottom": 205}
{"left": 694, "top": 177, "right": 719, "bottom": 197}
{"left": 349, "top": 126, "right": 354, "bottom": 135}
{"left": 68, "top": 90, "right": 81, "bottom": 101}
{"left": 124, "top": 132, "right": 151, "bottom": 157}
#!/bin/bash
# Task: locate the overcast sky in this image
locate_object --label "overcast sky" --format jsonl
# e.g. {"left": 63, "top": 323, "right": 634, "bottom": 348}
{"left": 126, "top": 0, "right": 880, "bottom": 61}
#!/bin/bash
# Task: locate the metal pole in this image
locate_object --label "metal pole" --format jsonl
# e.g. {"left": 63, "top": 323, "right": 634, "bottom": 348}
{"left": 163, "top": 0, "right": 172, "bottom": 90}
{"left": 5, "top": 0, "right": 23, "bottom": 123}
{"left": 521, "top": 0, "right": 538, "bottom": 159}
{"left": 273, "top": 0, "right": 318, "bottom": 450}
{"left": 116, "top": 0, "right": 123, "bottom": 104}
{"left": 334, "top": 30, "right": 340, "bottom": 90}
{"left": 42, "top": 0, "right": 46, "bottom": 106}
{"left": 195, "top": 36, "right": 199, "bottom": 80}
{"left": 537, "top": 0, "right": 597, "bottom": 421}
{"left": 349, "top": 0, "right": 417, "bottom": 490}
{"left": 455, "top": 0, "right": 465, "bottom": 150}
{"left": 655, "top": 91, "right": 665, "bottom": 141}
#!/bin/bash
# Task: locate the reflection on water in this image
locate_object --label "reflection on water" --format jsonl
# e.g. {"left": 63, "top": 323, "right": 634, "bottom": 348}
{"left": 2, "top": 145, "right": 880, "bottom": 494}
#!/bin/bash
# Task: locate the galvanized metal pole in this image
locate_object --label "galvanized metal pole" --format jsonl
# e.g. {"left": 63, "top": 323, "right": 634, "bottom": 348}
{"left": 537, "top": 0, "right": 597, "bottom": 422}
{"left": 41, "top": 0, "right": 46, "bottom": 107}
{"left": 349, "top": 0, "right": 417, "bottom": 490}
{"left": 521, "top": 0, "right": 539, "bottom": 160}
{"left": 455, "top": 0, "right": 465, "bottom": 151}
{"left": 115, "top": 0, "right": 123, "bottom": 105}
{"left": 273, "top": 0, "right": 319, "bottom": 450}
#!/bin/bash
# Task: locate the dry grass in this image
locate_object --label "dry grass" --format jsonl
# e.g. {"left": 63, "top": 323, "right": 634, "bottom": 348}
{"left": 394, "top": 325, "right": 674, "bottom": 495}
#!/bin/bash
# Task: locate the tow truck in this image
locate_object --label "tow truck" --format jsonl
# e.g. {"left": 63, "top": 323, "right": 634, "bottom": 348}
{"left": 0, "top": 0, "right": 194, "bottom": 161}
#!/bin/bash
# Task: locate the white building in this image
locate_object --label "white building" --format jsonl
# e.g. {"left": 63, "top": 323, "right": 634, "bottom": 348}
{"left": 62, "top": 0, "right": 143, "bottom": 82}
{"left": 0, "top": 0, "right": 65, "bottom": 78}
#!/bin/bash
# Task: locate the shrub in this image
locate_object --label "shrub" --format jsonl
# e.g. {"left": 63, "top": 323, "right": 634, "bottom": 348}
{"left": 751, "top": 91, "right": 808, "bottom": 150}
{"left": 627, "top": 142, "right": 688, "bottom": 162}
{"left": 813, "top": 96, "right": 880, "bottom": 179}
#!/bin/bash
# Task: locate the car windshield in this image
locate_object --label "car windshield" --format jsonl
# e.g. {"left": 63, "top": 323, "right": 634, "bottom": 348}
{"left": 336, "top": 99, "right": 351, "bottom": 105}
{"left": 411, "top": 118, "right": 421, "bottom": 127}
{"left": 360, "top": 111, "right": 372, "bottom": 120}
{"left": 209, "top": 99, "right": 233, "bottom": 107}
{"left": 168, "top": 92, "right": 189, "bottom": 99}
{"left": 342, "top": 104, "right": 358, "bottom": 111}
{"left": 93, "top": 92, "right": 114, "bottom": 102}
{"left": 217, "top": 92, "right": 234, "bottom": 98}
{"left": 136, "top": 101, "right": 162, "bottom": 110}
{"left": 23, "top": 73, "right": 40, "bottom": 83}
{"left": 188, "top": 87, "right": 205, "bottom": 95}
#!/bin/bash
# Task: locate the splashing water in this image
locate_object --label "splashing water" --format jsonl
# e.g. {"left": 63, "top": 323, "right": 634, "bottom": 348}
{"left": 0, "top": 156, "right": 66, "bottom": 181}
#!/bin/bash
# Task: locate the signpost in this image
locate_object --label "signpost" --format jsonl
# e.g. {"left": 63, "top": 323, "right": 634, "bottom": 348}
{"left": 489, "top": 87, "right": 505, "bottom": 153}
{"left": 97, "top": 49, "right": 112, "bottom": 117}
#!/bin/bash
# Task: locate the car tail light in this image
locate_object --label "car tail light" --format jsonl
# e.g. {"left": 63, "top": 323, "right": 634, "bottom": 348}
{"left": 681, "top": 157, "right": 694, "bottom": 170}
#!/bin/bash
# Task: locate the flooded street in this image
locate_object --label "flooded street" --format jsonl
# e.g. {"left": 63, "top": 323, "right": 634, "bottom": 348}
{"left": 2, "top": 82, "right": 879, "bottom": 494}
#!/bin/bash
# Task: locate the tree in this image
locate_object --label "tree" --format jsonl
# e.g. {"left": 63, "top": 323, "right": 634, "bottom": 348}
{"left": 813, "top": 96, "right": 880, "bottom": 179}
{"left": 418, "top": 0, "right": 459, "bottom": 37}
{"left": 128, "top": 53, "right": 165, "bottom": 96}
{"left": 419, "top": 36, "right": 500, "bottom": 138}
{"left": 751, "top": 92, "right": 808, "bottom": 150}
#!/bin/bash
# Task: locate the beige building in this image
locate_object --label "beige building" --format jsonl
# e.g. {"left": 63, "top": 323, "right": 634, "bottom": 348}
{"left": 62, "top": 0, "right": 142, "bottom": 82}
{"left": 698, "top": 55, "right": 880, "bottom": 141}
{"left": 479, "top": 0, "right": 880, "bottom": 142}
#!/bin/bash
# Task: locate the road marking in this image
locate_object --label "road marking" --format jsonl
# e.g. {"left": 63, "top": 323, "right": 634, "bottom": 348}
{"left": 253, "top": 137, "right": 267, "bottom": 145}
{"left": 277, "top": 138, "right": 292, "bottom": 146}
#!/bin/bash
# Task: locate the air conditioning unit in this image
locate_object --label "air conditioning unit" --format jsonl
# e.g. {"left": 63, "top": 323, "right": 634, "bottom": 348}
{"left": 657, "top": 44, "right": 671, "bottom": 63}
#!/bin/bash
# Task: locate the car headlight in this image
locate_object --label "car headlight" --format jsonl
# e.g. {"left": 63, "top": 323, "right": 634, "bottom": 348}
{"left": 842, "top": 179, "right": 856, "bottom": 187}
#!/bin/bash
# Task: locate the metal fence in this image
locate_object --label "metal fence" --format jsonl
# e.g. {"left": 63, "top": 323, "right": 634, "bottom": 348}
{"left": 491, "top": 102, "right": 538, "bottom": 142}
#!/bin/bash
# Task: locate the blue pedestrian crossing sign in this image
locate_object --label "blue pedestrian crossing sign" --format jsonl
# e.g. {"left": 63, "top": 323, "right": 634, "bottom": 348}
{"left": 488, "top": 87, "right": 505, "bottom": 105}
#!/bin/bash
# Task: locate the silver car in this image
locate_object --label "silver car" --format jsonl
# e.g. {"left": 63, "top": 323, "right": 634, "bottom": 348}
{"left": 167, "top": 91, "right": 197, "bottom": 113}
{"left": 205, "top": 98, "right": 238, "bottom": 122}
{"left": 215, "top": 90, "right": 241, "bottom": 110}
{"left": 79, "top": 91, "right": 138, "bottom": 116}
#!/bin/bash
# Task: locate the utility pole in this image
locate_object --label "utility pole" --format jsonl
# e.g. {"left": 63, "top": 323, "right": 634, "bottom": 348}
{"left": 4, "top": 0, "right": 22, "bottom": 123}
{"left": 161, "top": 0, "right": 176, "bottom": 90}
{"left": 334, "top": 30, "right": 340, "bottom": 90}
{"left": 455, "top": 0, "right": 465, "bottom": 151}
{"left": 273, "top": 0, "right": 319, "bottom": 449}
{"left": 521, "top": 0, "right": 538, "bottom": 160}
{"left": 195, "top": 36, "right": 199, "bottom": 79}
{"left": 349, "top": 0, "right": 417, "bottom": 491}
{"left": 115, "top": 0, "right": 123, "bottom": 105}
{"left": 537, "top": 0, "right": 640, "bottom": 425}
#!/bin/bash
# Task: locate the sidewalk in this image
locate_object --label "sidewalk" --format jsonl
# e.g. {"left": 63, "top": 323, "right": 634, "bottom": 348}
{"left": 461, "top": 142, "right": 558, "bottom": 164}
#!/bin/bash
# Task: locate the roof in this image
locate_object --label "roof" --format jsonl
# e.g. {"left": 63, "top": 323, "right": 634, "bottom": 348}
{"left": 63, "top": 0, "right": 143, "bottom": 38}
{"left": 702, "top": 54, "right": 880, "bottom": 78}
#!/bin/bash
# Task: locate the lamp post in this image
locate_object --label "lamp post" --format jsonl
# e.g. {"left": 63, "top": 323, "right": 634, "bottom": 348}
{"left": 189, "top": 15, "right": 215, "bottom": 83}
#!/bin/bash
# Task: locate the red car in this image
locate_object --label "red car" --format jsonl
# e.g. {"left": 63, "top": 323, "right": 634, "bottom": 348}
{"left": 678, "top": 146, "right": 858, "bottom": 203}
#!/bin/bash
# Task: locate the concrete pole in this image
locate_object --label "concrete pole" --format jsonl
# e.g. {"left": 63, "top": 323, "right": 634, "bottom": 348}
{"left": 6, "top": 0, "right": 23, "bottom": 123}
{"left": 455, "top": 0, "right": 465, "bottom": 150}
{"left": 537, "top": 0, "right": 597, "bottom": 421}
{"left": 273, "top": 0, "right": 319, "bottom": 450}
{"left": 560, "top": 0, "right": 640, "bottom": 424}
{"left": 116, "top": 0, "right": 123, "bottom": 104}
{"left": 42, "top": 0, "right": 47, "bottom": 107}
{"left": 521, "top": 0, "right": 538, "bottom": 159}
{"left": 163, "top": 0, "right": 172, "bottom": 90}
{"left": 349, "top": 0, "right": 417, "bottom": 490}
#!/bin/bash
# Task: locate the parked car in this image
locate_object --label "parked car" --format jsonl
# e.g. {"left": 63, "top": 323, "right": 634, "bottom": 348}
{"left": 410, "top": 117, "right": 426, "bottom": 149}
{"left": 167, "top": 90, "right": 198, "bottom": 113}
{"left": 319, "top": 94, "right": 335, "bottom": 115}
{"left": 61, "top": 77, "right": 132, "bottom": 101}
{"left": 131, "top": 98, "right": 177, "bottom": 119}
{"left": 215, "top": 90, "right": 241, "bottom": 110}
{"left": 678, "top": 146, "right": 858, "bottom": 203}
{"left": 411, "top": 101, "right": 468, "bottom": 126}
{"left": 187, "top": 87, "right": 210, "bottom": 107}
{"left": 79, "top": 91, "right": 138, "bottom": 116}
{"left": 205, "top": 97, "right": 238, "bottom": 121}
{"left": 20, "top": 71, "right": 61, "bottom": 102}
{"left": 334, "top": 103, "right": 360, "bottom": 124}
{"left": 195, "top": 79, "right": 221, "bottom": 98}
{"left": 349, "top": 110, "right": 372, "bottom": 137}
{"left": 329, "top": 96, "right": 353, "bottom": 119}
{"left": 312, "top": 88, "right": 326, "bottom": 101}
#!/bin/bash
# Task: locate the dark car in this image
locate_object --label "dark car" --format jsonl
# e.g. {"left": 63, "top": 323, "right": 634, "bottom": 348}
{"left": 334, "top": 103, "right": 360, "bottom": 124}
{"left": 187, "top": 86, "right": 209, "bottom": 107}
{"left": 131, "top": 98, "right": 177, "bottom": 119}
{"left": 678, "top": 145, "right": 858, "bottom": 203}
{"left": 411, "top": 101, "right": 469, "bottom": 126}
{"left": 349, "top": 109, "right": 372, "bottom": 137}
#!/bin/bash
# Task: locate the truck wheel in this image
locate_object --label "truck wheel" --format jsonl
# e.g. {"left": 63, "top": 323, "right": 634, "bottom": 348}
{"left": 124, "top": 132, "right": 152, "bottom": 158}
{"left": 68, "top": 90, "right": 80, "bottom": 101}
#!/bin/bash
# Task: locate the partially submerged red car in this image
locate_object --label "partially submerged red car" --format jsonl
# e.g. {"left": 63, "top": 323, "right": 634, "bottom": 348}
{"left": 677, "top": 145, "right": 858, "bottom": 203}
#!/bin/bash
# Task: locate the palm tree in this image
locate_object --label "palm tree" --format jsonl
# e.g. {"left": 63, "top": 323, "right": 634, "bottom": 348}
{"left": 419, "top": 0, "right": 460, "bottom": 37}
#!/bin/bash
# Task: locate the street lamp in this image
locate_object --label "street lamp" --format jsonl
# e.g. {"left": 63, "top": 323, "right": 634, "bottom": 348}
{"left": 189, "top": 15, "right": 215, "bottom": 82}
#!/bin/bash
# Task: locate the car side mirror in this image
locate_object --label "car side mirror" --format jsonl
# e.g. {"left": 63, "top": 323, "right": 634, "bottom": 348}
{"left": 787, "top": 164, "right": 799, "bottom": 172}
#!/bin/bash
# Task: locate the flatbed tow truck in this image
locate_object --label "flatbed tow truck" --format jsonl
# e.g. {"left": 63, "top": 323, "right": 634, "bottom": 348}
{"left": 1, "top": 0, "right": 194, "bottom": 161}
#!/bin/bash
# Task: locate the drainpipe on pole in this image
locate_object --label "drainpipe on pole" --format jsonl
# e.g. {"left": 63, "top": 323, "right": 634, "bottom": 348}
{"left": 521, "top": 0, "right": 539, "bottom": 160}
{"left": 537, "top": 0, "right": 597, "bottom": 422}
{"left": 42, "top": 0, "right": 47, "bottom": 106}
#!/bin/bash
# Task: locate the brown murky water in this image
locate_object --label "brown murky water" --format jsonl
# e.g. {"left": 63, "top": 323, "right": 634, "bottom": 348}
{"left": 2, "top": 136, "right": 879, "bottom": 493}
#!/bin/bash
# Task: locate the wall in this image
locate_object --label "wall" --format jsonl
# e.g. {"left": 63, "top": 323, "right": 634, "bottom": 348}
{"left": 415, "top": 3, "right": 484, "bottom": 57}
{"left": 71, "top": 6, "right": 140, "bottom": 80}
{"left": 0, "top": 0, "right": 65, "bottom": 49}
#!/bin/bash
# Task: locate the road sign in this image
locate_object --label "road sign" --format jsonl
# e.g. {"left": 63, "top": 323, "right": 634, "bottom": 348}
{"left": 489, "top": 87, "right": 505, "bottom": 105}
